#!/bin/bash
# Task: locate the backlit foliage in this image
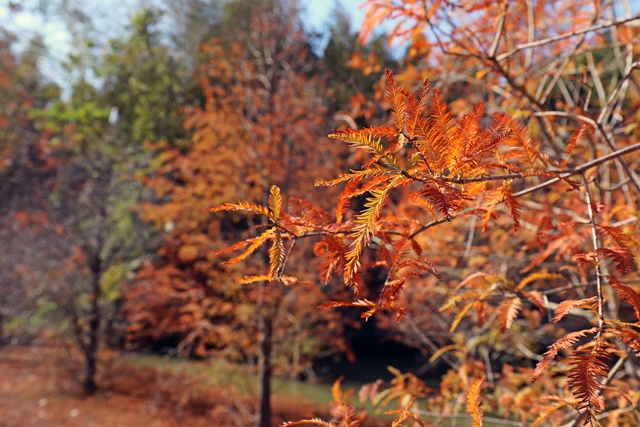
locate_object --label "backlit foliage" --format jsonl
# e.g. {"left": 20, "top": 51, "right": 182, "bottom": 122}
{"left": 466, "top": 376, "right": 485, "bottom": 427}
{"left": 213, "top": 64, "right": 640, "bottom": 426}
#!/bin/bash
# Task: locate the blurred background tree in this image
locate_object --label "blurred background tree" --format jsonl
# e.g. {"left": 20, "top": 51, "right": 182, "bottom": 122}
{"left": 0, "top": 0, "right": 394, "bottom": 424}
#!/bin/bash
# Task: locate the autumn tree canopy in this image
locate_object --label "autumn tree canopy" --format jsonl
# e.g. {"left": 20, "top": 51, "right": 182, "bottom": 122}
{"left": 212, "top": 1, "right": 640, "bottom": 426}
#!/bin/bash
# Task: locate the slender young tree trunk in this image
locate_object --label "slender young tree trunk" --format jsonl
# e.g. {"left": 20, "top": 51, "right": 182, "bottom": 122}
{"left": 83, "top": 254, "right": 102, "bottom": 395}
{"left": 81, "top": 161, "right": 111, "bottom": 396}
{"left": 256, "top": 312, "right": 273, "bottom": 427}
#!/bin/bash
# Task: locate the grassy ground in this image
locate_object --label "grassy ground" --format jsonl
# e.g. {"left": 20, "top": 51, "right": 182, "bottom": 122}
{"left": 118, "top": 352, "right": 354, "bottom": 406}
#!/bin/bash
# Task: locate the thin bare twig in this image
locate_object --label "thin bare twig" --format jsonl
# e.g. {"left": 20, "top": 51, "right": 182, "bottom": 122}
{"left": 587, "top": 51, "right": 607, "bottom": 108}
{"left": 512, "top": 141, "right": 640, "bottom": 198}
{"left": 278, "top": 238, "right": 297, "bottom": 278}
{"left": 405, "top": 142, "right": 640, "bottom": 239}
{"left": 533, "top": 111, "right": 596, "bottom": 127}
{"left": 581, "top": 172, "right": 605, "bottom": 334}
{"left": 488, "top": 1, "right": 508, "bottom": 58}
{"left": 496, "top": 15, "right": 640, "bottom": 61}
{"left": 534, "top": 107, "right": 640, "bottom": 194}
{"left": 596, "top": 60, "right": 639, "bottom": 128}
{"left": 539, "top": 50, "right": 585, "bottom": 105}
{"left": 524, "top": 0, "right": 535, "bottom": 68}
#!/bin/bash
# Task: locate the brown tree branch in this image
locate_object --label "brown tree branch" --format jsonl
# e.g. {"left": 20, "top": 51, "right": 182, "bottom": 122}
{"left": 512, "top": 141, "right": 640, "bottom": 198}
{"left": 487, "top": 1, "right": 508, "bottom": 58}
{"left": 404, "top": 141, "right": 640, "bottom": 239}
{"left": 496, "top": 15, "right": 640, "bottom": 61}
{"left": 581, "top": 172, "right": 605, "bottom": 334}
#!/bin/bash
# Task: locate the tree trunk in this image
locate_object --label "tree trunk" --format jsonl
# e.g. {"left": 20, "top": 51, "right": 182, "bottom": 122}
{"left": 82, "top": 255, "right": 102, "bottom": 395}
{"left": 256, "top": 313, "right": 273, "bottom": 427}
{"left": 0, "top": 312, "right": 4, "bottom": 346}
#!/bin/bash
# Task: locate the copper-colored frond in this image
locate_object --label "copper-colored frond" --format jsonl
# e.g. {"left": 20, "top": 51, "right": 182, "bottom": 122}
{"left": 532, "top": 327, "right": 599, "bottom": 383}
{"left": 384, "top": 69, "right": 409, "bottom": 132}
{"left": 501, "top": 181, "right": 521, "bottom": 231}
{"left": 498, "top": 297, "right": 522, "bottom": 333}
{"left": 561, "top": 125, "right": 586, "bottom": 169}
{"left": 405, "top": 77, "right": 432, "bottom": 138}
{"left": 466, "top": 376, "right": 485, "bottom": 427}
{"left": 566, "top": 340, "right": 611, "bottom": 423}
{"left": 206, "top": 201, "right": 272, "bottom": 220}
{"left": 608, "top": 277, "right": 640, "bottom": 322}
{"left": 425, "top": 89, "right": 455, "bottom": 173}
{"left": 609, "top": 327, "right": 640, "bottom": 356}
{"left": 451, "top": 100, "right": 485, "bottom": 164}
{"left": 552, "top": 296, "right": 599, "bottom": 323}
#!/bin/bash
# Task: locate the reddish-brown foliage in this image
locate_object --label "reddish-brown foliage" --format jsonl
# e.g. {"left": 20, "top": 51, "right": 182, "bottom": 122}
{"left": 122, "top": 0, "right": 640, "bottom": 426}
{"left": 213, "top": 64, "right": 640, "bottom": 426}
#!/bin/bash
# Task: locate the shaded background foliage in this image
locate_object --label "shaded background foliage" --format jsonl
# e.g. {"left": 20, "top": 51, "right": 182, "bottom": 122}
{"left": 0, "top": 0, "right": 400, "bottom": 423}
